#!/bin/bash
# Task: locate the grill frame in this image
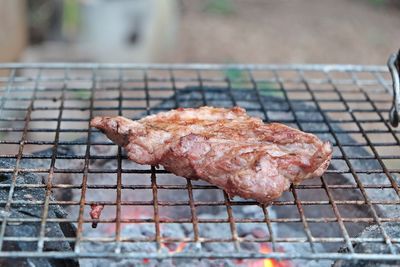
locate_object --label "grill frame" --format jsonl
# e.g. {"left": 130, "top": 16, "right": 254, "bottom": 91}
{"left": 0, "top": 62, "right": 399, "bottom": 262}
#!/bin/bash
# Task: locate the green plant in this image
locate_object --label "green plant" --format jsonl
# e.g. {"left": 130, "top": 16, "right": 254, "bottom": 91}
{"left": 257, "top": 81, "right": 281, "bottom": 97}
{"left": 368, "top": 0, "right": 386, "bottom": 5}
{"left": 204, "top": 0, "right": 235, "bottom": 15}
{"left": 73, "top": 89, "right": 91, "bottom": 100}
{"left": 224, "top": 68, "right": 246, "bottom": 89}
{"left": 63, "top": 0, "right": 80, "bottom": 37}
{"left": 224, "top": 69, "right": 281, "bottom": 97}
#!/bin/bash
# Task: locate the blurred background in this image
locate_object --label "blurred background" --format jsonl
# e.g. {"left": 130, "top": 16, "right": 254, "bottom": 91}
{"left": 1, "top": 0, "right": 400, "bottom": 65}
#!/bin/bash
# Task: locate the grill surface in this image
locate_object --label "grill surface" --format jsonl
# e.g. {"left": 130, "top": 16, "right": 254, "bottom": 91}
{"left": 0, "top": 63, "right": 399, "bottom": 263}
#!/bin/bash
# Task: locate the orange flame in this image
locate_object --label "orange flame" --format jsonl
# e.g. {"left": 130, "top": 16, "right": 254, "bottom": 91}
{"left": 161, "top": 242, "right": 187, "bottom": 253}
{"left": 246, "top": 244, "right": 291, "bottom": 267}
{"left": 259, "top": 244, "right": 272, "bottom": 253}
{"left": 173, "top": 242, "right": 186, "bottom": 253}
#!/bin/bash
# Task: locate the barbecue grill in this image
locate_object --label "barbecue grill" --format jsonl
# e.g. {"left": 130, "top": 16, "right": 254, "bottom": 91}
{"left": 0, "top": 51, "right": 399, "bottom": 266}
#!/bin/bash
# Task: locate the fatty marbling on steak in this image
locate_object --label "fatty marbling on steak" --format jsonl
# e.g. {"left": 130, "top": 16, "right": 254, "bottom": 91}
{"left": 91, "top": 106, "right": 332, "bottom": 203}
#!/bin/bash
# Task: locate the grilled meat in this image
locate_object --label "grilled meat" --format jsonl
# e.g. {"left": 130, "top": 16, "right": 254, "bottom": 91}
{"left": 89, "top": 204, "right": 104, "bottom": 228}
{"left": 91, "top": 106, "right": 332, "bottom": 203}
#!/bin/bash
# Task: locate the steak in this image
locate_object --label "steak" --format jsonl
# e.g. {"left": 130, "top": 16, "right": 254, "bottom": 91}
{"left": 91, "top": 106, "right": 332, "bottom": 203}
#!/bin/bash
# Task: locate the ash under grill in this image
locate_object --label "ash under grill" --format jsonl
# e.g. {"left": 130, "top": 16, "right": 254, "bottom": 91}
{"left": 0, "top": 62, "right": 400, "bottom": 266}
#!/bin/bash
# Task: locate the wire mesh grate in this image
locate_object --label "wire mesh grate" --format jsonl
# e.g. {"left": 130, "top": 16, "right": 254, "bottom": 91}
{"left": 0, "top": 63, "right": 399, "bottom": 263}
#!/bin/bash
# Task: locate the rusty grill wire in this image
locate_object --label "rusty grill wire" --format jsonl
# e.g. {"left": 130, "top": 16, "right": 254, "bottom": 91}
{"left": 0, "top": 63, "right": 399, "bottom": 262}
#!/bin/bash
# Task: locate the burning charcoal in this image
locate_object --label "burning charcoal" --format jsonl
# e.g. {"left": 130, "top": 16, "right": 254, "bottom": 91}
{"left": 162, "top": 223, "right": 187, "bottom": 239}
{"left": 82, "top": 88, "right": 388, "bottom": 266}
{"left": 137, "top": 224, "right": 156, "bottom": 237}
{"left": 121, "top": 224, "right": 148, "bottom": 238}
{"left": 4, "top": 87, "right": 394, "bottom": 267}
{"left": 80, "top": 222, "right": 158, "bottom": 267}
{"left": 251, "top": 227, "right": 268, "bottom": 239}
{"left": 180, "top": 223, "right": 195, "bottom": 237}
{"left": 0, "top": 159, "right": 78, "bottom": 267}
{"left": 239, "top": 235, "right": 261, "bottom": 251}
{"left": 161, "top": 242, "right": 187, "bottom": 254}
{"left": 334, "top": 222, "right": 400, "bottom": 267}
{"left": 120, "top": 242, "right": 157, "bottom": 254}
{"left": 120, "top": 223, "right": 156, "bottom": 238}
{"left": 237, "top": 224, "right": 267, "bottom": 238}
{"left": 203, "top": 241, "right": 235, "bottom": 253}
{"left": 119, "top": 224, "right": 158, "bottom": 253}
{"left": 241, "top": 205, "right": 270, "bottom": 219}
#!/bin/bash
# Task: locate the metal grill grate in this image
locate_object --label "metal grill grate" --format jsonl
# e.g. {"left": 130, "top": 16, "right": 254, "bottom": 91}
{"left": 0, "top": 62, "right": 399, "bottom": 263}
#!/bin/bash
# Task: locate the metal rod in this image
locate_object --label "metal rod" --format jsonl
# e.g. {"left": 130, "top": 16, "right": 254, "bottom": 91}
{"left": 0, "top": 62, "right": 388, "bottom": 72}
{"left": 37, "top": 68, "right": 67, "bottom": 252}
{"left": 387, "top": 50, "right": 400, "bottom": 127}
{"left": 74, "top": 67, "right": 97, "bottom": 253}
{"left": 0, "top": 69, "right": 42, "bottom": 251}
{"left": 300, "top": 69, "right": 396, "bottom": 254}
{"left": 114, "top": 68, "right": 124, "bottom": 254}
{"left": 0, "top": 63, "right": 399, "bottom": 261}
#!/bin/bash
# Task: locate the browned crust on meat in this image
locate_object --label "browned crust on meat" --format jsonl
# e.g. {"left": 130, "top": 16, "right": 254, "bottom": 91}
{"left": 91, "top": 106, "right": 332, "bottom": 203}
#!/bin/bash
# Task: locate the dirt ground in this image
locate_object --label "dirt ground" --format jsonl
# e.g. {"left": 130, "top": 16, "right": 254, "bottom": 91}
{"left": 171, "top": 0, "right": 400, "bottom": 64}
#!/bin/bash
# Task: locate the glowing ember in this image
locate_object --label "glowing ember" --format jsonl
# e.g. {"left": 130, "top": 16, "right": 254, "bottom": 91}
{"left": 89, "top": 204, "right": 104, "bottom": 228}
{"left": 140, "top": 243, "right": 186, "bottom": 265}
{"left": 103, "top": 206, "right": 153, "bottom": 234}
{"left": 162, "top": 242, "right": 187, "bottom": 253}
{"left": 173, "top": 242, "right": 186, "bottom": 253}
{"left": 246, "top": 244, "right": 291, "bottom": 267}
{"left": 259, "top": 244, "right": 272, "bottom": 253}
